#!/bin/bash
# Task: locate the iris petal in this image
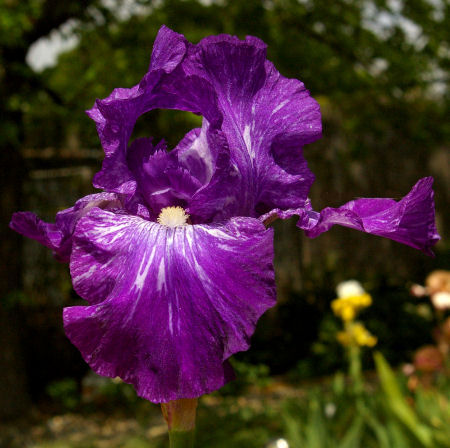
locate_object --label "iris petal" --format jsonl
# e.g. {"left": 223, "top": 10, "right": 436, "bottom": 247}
{"left": 127, "top": 137, "right": 202, "bottom": 216}
{"left": 9, "top": 193, "right": 121, "bottom": 262}
{"left": 65, "top": 208, "right": 276, "bottom": 402}
{"left": 88, "top": 26, "right": 321, "bottom": 221}
{"left": 297, "top": 177, "right": 440, "bottom": 255}
{"left": 185, "top": 37, "right": 321, "bottom": 216}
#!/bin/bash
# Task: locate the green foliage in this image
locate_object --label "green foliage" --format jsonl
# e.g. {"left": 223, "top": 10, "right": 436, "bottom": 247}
{"left": 0, "top": 0, "right": 41, "bottom": 48}
{"left": 46, "top": 378, "right": 80, "bottom": 411}
{"left": 4, "top": 357, "right": 450, "bottom": 448}
{"left": 375, "top": 352, "right": 450, "bottom": 448}
{"left": 231, "top": 358, "right": 271, "bottom": 386}
{"left": 282, "top": 354, "right": 450, "bottom": 448}
{"left": 374, "top": 352, "right": 433, "bottom": 446}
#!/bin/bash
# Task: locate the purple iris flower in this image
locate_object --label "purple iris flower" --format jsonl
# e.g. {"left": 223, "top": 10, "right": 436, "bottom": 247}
{"left": 10, "top": 26, "right": 439, "bottom": 403}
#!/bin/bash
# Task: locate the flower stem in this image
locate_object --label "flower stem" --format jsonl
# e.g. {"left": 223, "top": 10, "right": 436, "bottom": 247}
{"left": 161, "top": 398, "right": 198, "bottom": 448}
{"left": 349, "top": 344, "right": 363, "bottom": 395}
{"left": 167, "top": 429, "right": 196, "bottom": 448}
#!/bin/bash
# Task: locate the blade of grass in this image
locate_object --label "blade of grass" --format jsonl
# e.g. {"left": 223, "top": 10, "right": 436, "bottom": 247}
{"left": 338, "top": 415, "right": 363, "bottom": 448}
{"left": 358, "top": 405, "right": 390, "bottom": 448}
{"left": 374, "top": 352, "right": 433, "bottom": 447}
{"left": 305, "top": 398, "right": 328, "bottom": 448}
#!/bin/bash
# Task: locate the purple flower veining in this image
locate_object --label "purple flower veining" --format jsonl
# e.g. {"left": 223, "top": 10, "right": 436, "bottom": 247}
{"left": 10, "top": 26, "right": 440, "bottom": 403}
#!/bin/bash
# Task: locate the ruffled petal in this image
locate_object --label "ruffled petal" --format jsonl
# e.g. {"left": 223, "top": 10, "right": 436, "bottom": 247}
{"left": 297, "top": 177, "right": 440, "bottom": 256}
{"left": 126, "top": 137, "right": 202, "bottom": 216}
{"left": 86, "top": 26, "right": 183, "bottom": 193}
{"left": 9, "top": 193, "right": 122, "bottom": 262}
{"left": 175, "top": 120, "right": 216, "bottom": 186}
{"left": 185, "top": 36, "right": 321, "bottom": 216}
{"left": 148, "top": 25, "right": 188, "bottom": 73}
{"left": 88, "top": 27, "right": 222, "bottom": 196}
{"left": 89, "top": 26, "right": 321, "bottom": 221}
{"left": 9, "top": 211, "right": 63, "bottom": 254}
{"left": 258, "top": 206, "right": 307, "bottom": 225}
{"left": 65, "top": 208, "right": 276, "bottom": 402}
{"left": 186, "top": 127, "right": 241, "bottom": 223}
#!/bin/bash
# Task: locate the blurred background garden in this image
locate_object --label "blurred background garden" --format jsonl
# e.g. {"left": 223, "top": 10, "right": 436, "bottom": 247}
{"left": 0, "top": 0, "right": 449, "bottom": 447}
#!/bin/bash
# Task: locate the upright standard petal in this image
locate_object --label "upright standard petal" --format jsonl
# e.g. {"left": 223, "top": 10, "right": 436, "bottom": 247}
{"left": 126, "top": 137, "right": 202, "bottom": 217}
{"left": 88, "top": 27, "right": 222, "bottom": 197}
{"left": 86, "top": 26, "right": 184, "bottom": 192}
{"left": 298, "top": 177, "right": 440, "bottom": 255}
{"left": 65, "top": 208, "right": 276, "bottom": 403}
{"left": 184, "top": 125, "right": 241, "bottom": 223}
{"left": 184, "top": 35, "right": 321, "bottom": 216}
{"left": 89, "top": 26, "right": 322, "bottom": 222}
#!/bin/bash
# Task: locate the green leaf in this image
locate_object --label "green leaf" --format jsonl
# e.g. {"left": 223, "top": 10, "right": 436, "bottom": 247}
{"left": 386, "top": 420, "right": 412, "bottom": 448}
{"left": 283, "top": 412, "right": 306, "bottom": 448}
{"left": 305, "top": 398, "right": 328, "bottom": 448}
{"left": 358, "top": 405, "right": 390, "bottom": 448}
{"left": 338, "top": 415, "right": 363, "bottom": 448}
{"left": 374, "top": 352, "right": 433, "bottom": 447}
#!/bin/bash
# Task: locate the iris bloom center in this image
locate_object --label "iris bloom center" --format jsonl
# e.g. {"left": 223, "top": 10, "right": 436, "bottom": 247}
{"left": 157, "top": 206, "right": 190, "bottom": 228}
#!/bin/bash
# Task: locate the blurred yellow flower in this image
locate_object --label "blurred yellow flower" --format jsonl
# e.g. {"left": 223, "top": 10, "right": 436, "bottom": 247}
{"left": 337, "top": 331, "right": 351, "bottom": 346}
{"left": 337, "top": 322, "right": 377, "bottom": 347}
{"left": 332, "top": 280, "right": 372, "bottom": 322}
{"left": 331, "top": 293, "right": 372, "bottom": 321}
{"left": 352, "top": 323, "right": 377, "bottom": 347}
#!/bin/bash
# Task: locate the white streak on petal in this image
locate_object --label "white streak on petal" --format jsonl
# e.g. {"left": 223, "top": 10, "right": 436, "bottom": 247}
{"left": 67, "top": 209, "right": 277, "bottom": 404}
{"left": 168, "top": 301, "right": 173, "bottom": 335}
{"left": 157, "top": 258, "right": 166, "bottom": 291}
{"left": 203, "top": 227, "right": 231, "bottom": 239}
{"left": 272, "top": 99, "right": 288, "bottom": 115}
{"left": 243, "top": 124, "right": 254, "bottom": 159}
{"left": 135, "top": 246, "right": 156, "bottom": 290}
{"left": 73, "top": 264, "right": 97, "bottom": 283}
